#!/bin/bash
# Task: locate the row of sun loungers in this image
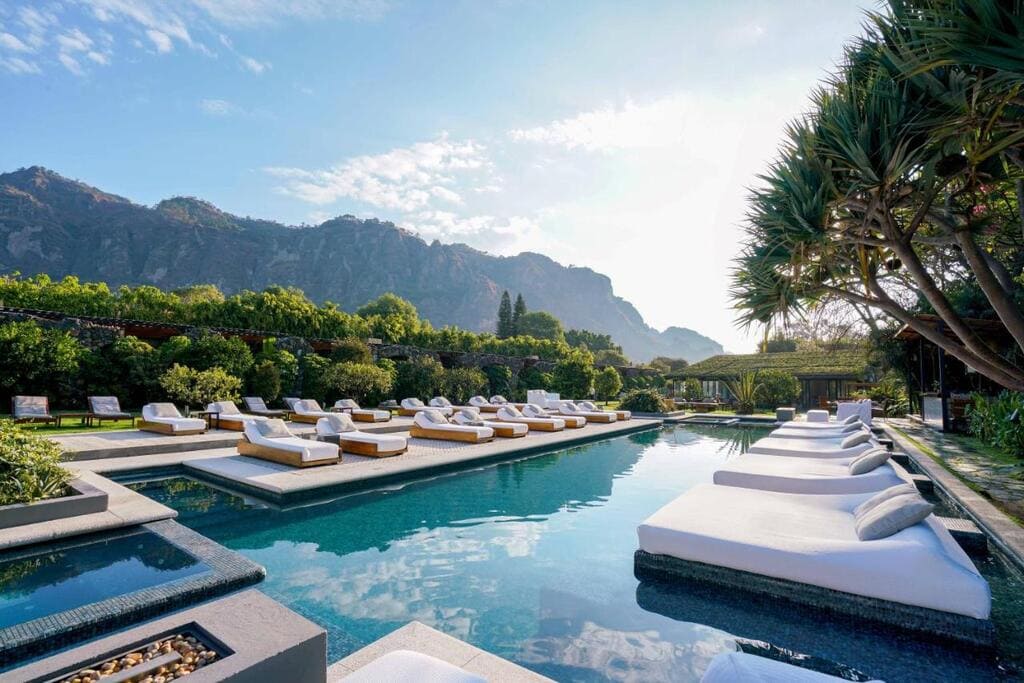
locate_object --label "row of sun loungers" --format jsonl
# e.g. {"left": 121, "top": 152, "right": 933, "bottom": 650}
{"left": 635, "top": 414, "right": 994, "bottom": 646}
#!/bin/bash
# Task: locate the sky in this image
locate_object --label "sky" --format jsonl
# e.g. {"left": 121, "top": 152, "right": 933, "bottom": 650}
{"left": 0, "top": 0, "right": 871, "bottom": 353}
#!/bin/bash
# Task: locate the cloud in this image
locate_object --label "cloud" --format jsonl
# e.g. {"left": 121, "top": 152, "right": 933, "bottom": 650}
{"left": 0, "top": 56, "right": 41, "bottom": 74}
{"left": 240, "top": 55, "right": 269, "bottom": 73}
{"left": 0, "top": 32, "right": 32, "bottom": 52}
{"left": 266, "top": 134, "right": 488, "bottom": 210}
{"left": 145, "top": 28, "right": 174, "bottom": 53}
{"left": 198, "top": 98, "right": 237, "bottom": 115}
{"left": 56, "top": 28, "right": 93, "bottom": 53}
{"left": 188, "top": 0, "right": 392, "bottom": 27}
{"left": 57, "top": 52, "right": 84, "bottom": 75}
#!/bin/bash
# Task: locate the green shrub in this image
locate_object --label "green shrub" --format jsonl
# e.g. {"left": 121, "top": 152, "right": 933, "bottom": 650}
{"left": 756, "top": 369, "right": 800, "bottom": 408}
{"left": 83, "top": 335, "right": 159, "bottom": 407}
{"left": 515, "top": 366, "right": 553, "bottom": 401}
{"left": 725, "top": 371, "right": 763, "bottom": 415}
{"left": 551, "top": 347, "right": 596, "bottom": 399}
{"left": 0, "top": 320, "right": 83, "bottom": 404}
{"left": 159, "top": 364, "right": 242, "bottom": 408}
{"left": 619, "top": 389, "right": 670, "bottom": 413}
{"left": 324, "top": 362, "right": 394, "bottom": 405}
{"left": 866, "top": 371, "right": 909, "bottom": 417}
{"left": 594, "top": 366, "right": 623, "bottom": 401}
{"left": 483, "top": 365, "right": 513, "bottom": 398}
{"left": 248, "top": 360, "right": 282, "bottom": 403}
{"left": 394, "top": 356, "right": 445, "bottom": 400}
{"left": 330, "top": 338, "right": 373, "bottom": 365}
{"left": 255, "top": 339, "right": 299, "bottom": 395}
{"left": 967, "top": 391, "right": 1024, "bottom": 457}
{"left": 0, "top": 420, "right": 72, "bottom": 506}
{"left": 440, "top": 367, "right": 488, "bottom": 404}
{"left": 299, "top": 354, "right": 332, "bottom": 404}
{"left": 680, "top": 378, "right": 703, "bottom": 401}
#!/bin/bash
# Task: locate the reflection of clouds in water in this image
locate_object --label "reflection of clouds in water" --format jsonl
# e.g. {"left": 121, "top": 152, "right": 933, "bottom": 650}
{"left": 520, "top": 620, "right": 734, "bottom": 682}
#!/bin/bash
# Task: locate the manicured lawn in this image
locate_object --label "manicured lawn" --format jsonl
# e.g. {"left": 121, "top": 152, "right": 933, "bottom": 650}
{"left": 4, "top": 416, "right": 139, "bottom": 435}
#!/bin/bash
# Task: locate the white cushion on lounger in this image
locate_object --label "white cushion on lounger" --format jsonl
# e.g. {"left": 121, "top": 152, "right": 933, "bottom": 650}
{"left": 713, "top": 453, "right": 906, "bottom": 495}
{"left": 700, "top": 651, "right": 880, "bottom": 682}
{"left": 806, "top": 409, "right": 830, "bottom": 422}
{"left": 637, "top": 484, "right": 990, "bottom": 619}
{"left": 848, "top": 448, "right": 891, "bottom": 475}
{"left": 468, "top": 395, "right": 489, "bottom": 407}
{"left": 294, "top": 399, "right": 333, "bottom": 418}
{"left": 414, "top": 410, "right": 493, "bottom": 439}
{"left": 770, "top": 423, "right": 864, "bottom": 439}
{"left": 559, "top": 402, "right": 617, "bottom": 421}
{"left": 341, "top": 650, "right": 485, "bottom": 683}
{"left": 317, "top": 416, "right": 407, "bottom": 451}
{"left": 430, "top": 397, "right": 453, "bottom": 409}
{"left": 208, "top": 401, "right": 268, "bottom": 424}
{"left": 777, "top": 419, "right": 857, "bottom": 430}
{"left": 402, "top": 397, "right": 425, "bottom": 409}
{"left": 747, "top": 436, "right": 875, "bottom": 459}
{"left": 243, "top": 421, "right": 337, "bottom": 462}
{"left": 500, "top": 405, "right": 566, "bottom": 428}
{"left": 855, "top": 493, "right": 934, "bottom": 541}
{"left": 334, "top": 399, "right": 391, "bottom": 421}
{"left": 841, "top": 432, "right": 871, "bottom": 448}
{"left": 489, "top": 395, "right": 508, "bottom": 404}
{"left": 854, "top": 483, "right": 919, "bottom": 517}
{"left": 142, "top": 404, "right": 207, "bottom": 432}
{"left": 456, "top": 409, "right": 527, "bottom": 435}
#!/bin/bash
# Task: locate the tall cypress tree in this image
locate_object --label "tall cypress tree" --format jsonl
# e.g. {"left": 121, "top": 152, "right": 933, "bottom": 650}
{"left": 512, "top": 293, "right": 527, "bottom": 334}
{"left": 497, "top": 291, "right": 514, "bottom": 338}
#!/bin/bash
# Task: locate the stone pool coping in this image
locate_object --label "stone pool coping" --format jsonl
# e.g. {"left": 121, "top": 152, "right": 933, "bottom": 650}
{"left": 882, "top": 422, "right": 1024, "bottom": 573}
{"left": 176, "top": 418, "right": 661, "bottom": 503}
{"left": 5, "top": 590, "right": 326, "bottom": 683}
{"left": 0, "top": 470, "right": 175, "bottom": 551}
{"left": 326, "top": 620, "right": 551, "bottom": 682}
{"left": 0, "top": 519, "right": 266, "bottom": 668}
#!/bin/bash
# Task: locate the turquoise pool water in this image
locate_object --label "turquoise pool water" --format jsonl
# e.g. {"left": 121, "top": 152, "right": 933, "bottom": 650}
{"left": 130, "top": 426, "right": 1023, "bottom": 682}
{"left": 0, "top": 529, "right": 207, "bottom": 629}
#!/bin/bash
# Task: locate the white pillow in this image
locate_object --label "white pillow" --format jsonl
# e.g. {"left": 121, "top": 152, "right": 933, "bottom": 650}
{"left": 853, "top": 483, "right": 919, "bottom": 517}
{"left": 150, "top": 403, "right": 180, "bottom": 418}
{"left": 457, "top": 409, "right": 485, "bottom": 426}
{"left": 841, "top": 432, "right": 871, "bottom": 448}
{"left": 848, "top": 448, "right": 891, "bottom": 475}
{"left": 855, "top": 493, "right": 933, "bottom": 541}
{"left": 324, "top": 413, "right": 356, "bottom": 433}
{"left": 423, "top": 409, "right": 448, "bottom": 424}
{"left": 843, "top": 414, "right": 860, "bottom": 425}
{"left": 256, "top": 419, "right": 291, "bottom": 439}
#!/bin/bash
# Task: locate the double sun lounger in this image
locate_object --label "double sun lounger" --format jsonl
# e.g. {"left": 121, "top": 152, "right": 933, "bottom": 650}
{"left": 636, "top": 418, "right": 994, "bottom": 645}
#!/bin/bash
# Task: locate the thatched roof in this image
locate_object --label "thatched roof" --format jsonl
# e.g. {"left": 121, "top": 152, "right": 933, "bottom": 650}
{"left": 672, "top": 350, "right": 871, "bottom": 381}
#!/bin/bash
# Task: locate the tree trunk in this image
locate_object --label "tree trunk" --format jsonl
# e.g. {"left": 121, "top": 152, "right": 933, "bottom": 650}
{"left": 953, "top": 229, "right": 1024, "bottom": 354}
{"left": 1017, "top": 178, "right": 1024, "bottom": 243}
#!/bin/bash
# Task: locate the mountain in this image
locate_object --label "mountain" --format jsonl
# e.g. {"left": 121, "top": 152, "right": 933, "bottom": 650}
{"left": 0, "top": 167, "right": 723, "bottom": 362}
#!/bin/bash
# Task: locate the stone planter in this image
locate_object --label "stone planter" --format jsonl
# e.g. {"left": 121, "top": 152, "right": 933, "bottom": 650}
{"left": 0, "top": 478, "right": 108, "bottom": 529}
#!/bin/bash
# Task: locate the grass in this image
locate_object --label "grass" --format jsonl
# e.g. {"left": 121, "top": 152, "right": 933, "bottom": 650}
{"left": 4, "top": 415, "right": 139, "bottom": 436}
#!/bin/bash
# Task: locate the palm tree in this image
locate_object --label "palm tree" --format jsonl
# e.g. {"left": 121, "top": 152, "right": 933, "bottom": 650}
{"left": 733, "top": 0, "right": 1024, "bottom": 391}
{"left": 725, "top": 372, "right": 763, "bottom": 415}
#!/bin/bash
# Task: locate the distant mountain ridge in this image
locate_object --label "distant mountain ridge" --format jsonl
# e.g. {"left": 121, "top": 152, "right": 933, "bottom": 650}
{"left": 0, "top": 167, "right": 723, "bottom": 362}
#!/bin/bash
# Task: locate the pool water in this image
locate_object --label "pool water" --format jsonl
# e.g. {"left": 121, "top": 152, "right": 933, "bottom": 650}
{"left": 130, "top": 426, "right": 1024, "bottom": 682}
{"left": 0, "top": 529, "right": 207, "bottom": 629}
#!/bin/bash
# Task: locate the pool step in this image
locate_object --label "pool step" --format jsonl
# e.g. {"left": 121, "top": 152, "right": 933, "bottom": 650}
{"left": 909, "top": 473, "right": 934, "bottom": 494}
{"left": 938, "top": 516, "right": 988, "bottom": 555}
{"left": 891, "top": 453, "right": 911, "bottom": 469}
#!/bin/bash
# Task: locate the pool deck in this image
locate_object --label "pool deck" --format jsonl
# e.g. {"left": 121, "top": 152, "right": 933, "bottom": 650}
{"left": 327, "top": 620, "right": 552, "bottom": 682}
{"left": 71, "top": 418, "right": 660, "bottom": 503}
{"left": 0, "top": 470, "right": 175, "bottom": 551}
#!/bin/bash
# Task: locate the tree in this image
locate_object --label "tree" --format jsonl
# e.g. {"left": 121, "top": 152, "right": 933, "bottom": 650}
{"left": 648, "top": 356, "right": 689, "bottom": 374}
{"left": 394, "top": 356, "right": 445, "bottom": 400}
{"left": 440, "top": 367, "right": 488, "bottom": 403}
{"left": 84, "top": 335, "right": 160, "bottom": 407}
{"left": 593, "top": 348, "right": 630, "bottom": 366}
{"left": 254, "top": 339, "right": 298, "bottom": 396}
{"left": 185, "top": 333, "right": 254, "bottom": 378}
{"left": 331, "top": 338, "right": 373, "bottom": 365}
{"left": 516, "top": 311, "right": 565, "bottom": 343}
{"left": 733, "top": 1, "right": 1024, "bottom": 391}
{"left": 0, "top": 321, "right": 83, "bottom": 405}
{"left": 594, "top": 366, "right": 623, "bottom": 402}
{"left": 762, "top": 336, "right": 798, "bottom": 353}
{"left": 483, "top": 364, "right": 513, "bottom": 398}
{"left": 516, "top": 366, "right": 554, "bottom": 401}
{"left": 496, "top": 291, "right": 514, "bottom": 338}
{"left": 724, "top": 372, "right": 763, "bottom": 415}
{"left": 565, "top": 328, "right": 620, "bottom": 352}
{"left": 248, "top": 360, "right": 282, "bottom": 403}
{"left": 323, "top": 362, "right": 394, "bottom": 405}
{"left": 513, "top": 293, "right": 527, "bottom": 333}
{"left": 756, "top": 369, "right": 801, "bottom": 408}
{"left": 299, "top": 354, "right": 332, "bottom": 404}
{"left": 551, "top": 347, "right": 597, "bottom": 399}
{"left": 680, "top": 378, "right": 703, "bottom": 401}
{"left": 159, "top": 364, "right": 241, "bottom": 408}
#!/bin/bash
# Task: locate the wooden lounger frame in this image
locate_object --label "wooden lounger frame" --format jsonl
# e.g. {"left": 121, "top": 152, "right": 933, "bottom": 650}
{"left": 237, "top": 435, "right": 339, "bottom": 467}
{"left": 410, "top": 425, "right": 495, "bottom": 443}
{"left": 289, "top": 412, "right": 327, "bottom": 424}
{"left": 137, "top": 419, "right": 207, "bottom": 436}
{"left": 614, "top": 411, "right": 631, "bottom": 421}
{"left": 488, "top": 423, "right": 527, "bottom": 438}
{"left": 474, "top": 404, "right": 500, "bottom": 413}
{"left": 578, "top": 412, "right": 616, "bottom": 424}
{"left": 319, "top": 434, "right": 406, "bottom": 457}
{"left": 559, "top": 415, "right": 586, "bottom": 429}
{"left": 634, "top": 550, "right": 995, "bottom": 647}
{"left": 350, "top": 411, "right": 390, "bottom": 423}
{"left": 501, "top": 417, "right": 563, "bottom": 432}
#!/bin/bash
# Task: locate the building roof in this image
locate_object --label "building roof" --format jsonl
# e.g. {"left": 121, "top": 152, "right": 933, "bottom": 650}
{"left": 673, "top": 349, "right": 872, "bottom": 381}
{"left": 893, "top": 314, "right": 1011, "bottom": 342}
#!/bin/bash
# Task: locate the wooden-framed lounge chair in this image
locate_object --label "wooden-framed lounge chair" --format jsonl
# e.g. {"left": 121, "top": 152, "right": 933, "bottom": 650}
{"left": 410, "top": 409, "right": 494, "bottom": 443}
{"left": 289, "top": 399, "right": 335, "bottom": 424}
{"left": 315, "top": 414, "right": 407, "bottom": 457}
{"left": 238, "top": 419, "right": 339, "bottom": 468}
{"left": 138, "top": 403, "right": 207, "bottom": 435}
{"left": 454, "top": 407, "right": 526, "bottom": 438}
{"left": 87, "top": 396, "right": 135, "bottom": 427}
{"left": 495, "top": 405, "right": 565, "bottom": 432}
{"left": 429, "top": 396, "right": 457, "bottom": 411}
{"left": 579, "top": 400, "right": 631, "bottom": 421}
{"left": 468, "top": 395, "right": 500, "bottom": 413}
{"left": 12, "top": 396, "right": 59, "bottom": 426}
{"left": 332, "top": 399, "right": 391, "bottom": 423}
{"left": 523, "top": 403, "right": 584, "bottom": 428}
{"left": 207, "top": 401, "right": 267, "bottom": 432}
{"left": 282, "top": 397, "right": 301, "bottom": 411}
{"left": 558, "top": 401, "right": 616, "bottom": 424}
{"left": 243, "top": 396, "right": 289, "bottom": 419}
{"left": 400, "top": 398, "right": 453, "bottom": 417}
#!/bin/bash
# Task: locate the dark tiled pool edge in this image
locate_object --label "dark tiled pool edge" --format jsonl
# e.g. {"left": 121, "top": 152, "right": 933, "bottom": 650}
{"left": 883, "top": 424, "right": 1024, "bottom": 574}
{"left": 188, "top": 420, "right": 662, "bottom": 505}
{"left": 633, "top": 550, "right": 995, "bottom": 648}
{"left": 0, "top": 519, "right": 265, "bottom": 669}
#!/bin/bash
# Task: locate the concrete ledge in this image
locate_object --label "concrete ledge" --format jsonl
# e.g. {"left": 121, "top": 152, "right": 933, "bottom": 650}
{"left": 0, "top": 470, "right": 175, "bottom": 551}
{"left": 6, "top": 590, "right": 326, "bottom": 683}
{"left": 884, "top": 424, "right": 1024, "bottom": 572}
{"left": 0, "top": 477, "right": 107, "bottom": 529}
{"left": 327, "top": 621, "right": 550, "bottom": 682}
{"left": 0, "top": 519, "right": 266, "bottom": 667}
{"left": 182, "top": 419, "right": 661, "bottom": 504}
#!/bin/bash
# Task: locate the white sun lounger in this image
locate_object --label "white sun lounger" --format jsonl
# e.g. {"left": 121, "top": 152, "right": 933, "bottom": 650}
{"left": 636, "top": 484, "right": 991, "bottom": 625}
{"left": 497, "top": 405, "right": 565, "bottom": 431}
{"left": 139, "top": 403, "right": 207, "bottom": 435}
{"left": 454, "top": 407, "right": 527, "bottom": 438}
{"left": 316, "top": 414, "right": 407, "bottom": 457}
{"left": 333, "top": 399, "right": 391, "bottom": 423}
{"left": 522, "top": 403, "right": 584, "bottom": 428}
{"left": 468, "top": 395, "right": 500, "bottom": 412}
{"left": 559, "top": 401, "right": 617, "bottom": 423}
{"left": 713, "top": 452, "right": 907, "bottom": 495}
{"left": 747, "top": 432, "right": 877, "bottom": 458}
{"left": 770, "top": 423, "right": 869, "bottom": 440}
{"left": 411, "top": 409, "right": 494, "bottom": 442}
{"left": 289, "top": 399, "right": 335, "bottom": 424}
{"left": 400, "top": 397, "right": 453, "bottom": 417}
{"left": 701, "top": 651, "right": 882, "bottom": 683}
{"left": 579, "top": 400, "right": 631, "bottom": 420}
{"left": 778, "top": 414, "right": 863, "bottom": 430}
{"left": 206, "top": 401, "right": 267, "bottom": 431}
{"left": 239, "top": 419, "right": 339, "bottom": 467}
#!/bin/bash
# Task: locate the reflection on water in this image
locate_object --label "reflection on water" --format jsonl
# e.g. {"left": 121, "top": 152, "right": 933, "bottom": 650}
{"left": 133, "top": 426, "right": 1018, "bottom": 682}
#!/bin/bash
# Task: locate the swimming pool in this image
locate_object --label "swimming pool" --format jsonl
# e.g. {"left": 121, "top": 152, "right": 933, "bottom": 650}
{"left": 129, "top": 425, "right": 1024, "bottom": 681}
